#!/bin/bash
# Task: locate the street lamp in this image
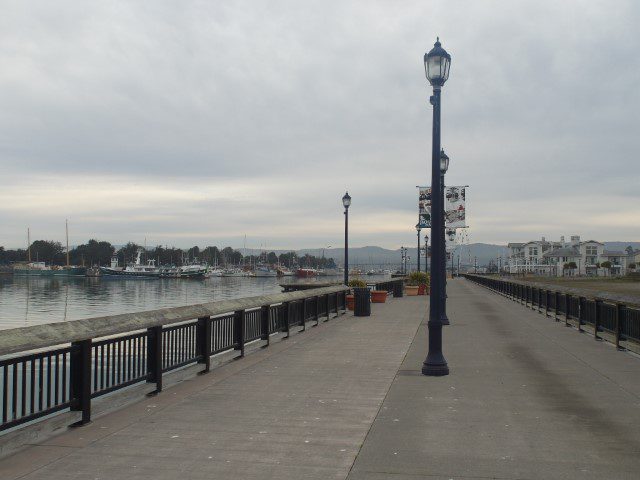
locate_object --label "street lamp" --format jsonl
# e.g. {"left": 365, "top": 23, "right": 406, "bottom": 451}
{"left": 424, "top": 234, "right": 429, "bottom": 276}
{"left": 342, "top": 192, "right": 351, "bottom": 286}
{"left": 416, "top": 224, "right": 421, "bottom": 273}
{"left": 422, "top": 37, "right": 451, "bottom": 377}
{"left": 440, "top": 148, "right": 451, "bottom": 326}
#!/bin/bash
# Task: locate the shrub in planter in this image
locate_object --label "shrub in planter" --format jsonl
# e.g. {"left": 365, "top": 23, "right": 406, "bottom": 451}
{"left": 407, "top": 271, "right": 429, "bottom": 295}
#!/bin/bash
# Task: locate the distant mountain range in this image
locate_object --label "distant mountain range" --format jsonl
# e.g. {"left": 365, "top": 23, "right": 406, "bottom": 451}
{"left": 289, "top": 242, "right": 640, "bottom": 269}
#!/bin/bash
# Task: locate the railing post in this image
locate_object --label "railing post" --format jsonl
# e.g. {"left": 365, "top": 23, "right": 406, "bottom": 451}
{"left": 196, "top": 316, "right": 211, "bottom": 373}
{"left": 301, "top": 300, "right": 307, "bottom": 331}
{"left": 545, "top": 290, "right": 550, "bottom": 317}
{"left": 594, "top": 300, "right": 602, "bottom": 340}
{"left": 70, "top": 339, "right": 92, "bottom": 426}
{"left": 314, "top": 296, "right": 320, "bottom": 327}
{"left": 260, "top": 305, "right": 270, "bottom": 346}
{"left": 325, "top": 294, "right": 330, "bottom": 321}
{"left": 282, "top": 302, "right": 291, "bottom": 338}
{"left": 578, "top": 297, "right": 585, "bottom": 332}
{"left": 146, "top": 326, "right": 163, "bottom": 394}
{"left": 615, "top": 304, "right": 624, "bottom": 350}
{"left": 554, "top": 292, "right": 560, "bottom": 321}
{"left": 234, "top": 309, "right": 245, "bottom": 357}
{"left": 565, "top": 294, "right": 571, "bottom": 327}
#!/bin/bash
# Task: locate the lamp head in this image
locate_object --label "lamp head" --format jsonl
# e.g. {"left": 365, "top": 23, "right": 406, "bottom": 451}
{"left": 342, "top": 191, "right": 351, "bottom": 209}
{"left": 424, "top": 37, "right": 451, "bottom": 88}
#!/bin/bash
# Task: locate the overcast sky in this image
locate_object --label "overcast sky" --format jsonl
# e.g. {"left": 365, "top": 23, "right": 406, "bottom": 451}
{"left": 1, "top": 1, "right": 639, "bottom": 250}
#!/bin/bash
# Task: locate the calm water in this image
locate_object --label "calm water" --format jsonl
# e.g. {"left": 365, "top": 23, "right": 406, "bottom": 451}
{"left": 0, "top": 275, "right": 388, "bottom": 330}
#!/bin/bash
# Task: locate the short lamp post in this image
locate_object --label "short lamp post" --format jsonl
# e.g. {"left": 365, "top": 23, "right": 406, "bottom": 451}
{"left": 425, "top": 234, "right": 429, "bottom": 276}
{"left": 416, "top": 224, "right": 422, "bottom": 273}
{"left": 422, "top": 37, "right": 451, "bottom": 377}
{"left": 342, "top": 192, "right": 351, "bottom": 286}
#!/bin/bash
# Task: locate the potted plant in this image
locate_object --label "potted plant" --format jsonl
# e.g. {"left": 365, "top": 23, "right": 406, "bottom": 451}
{"left": 371, "top": 287, "right": 388, "bottom": 303}
{"left": 406, "top": 271, "right": 428, "bottom": 296}
{"left": 347, "top": 278, "right": 367, "bottom": 310}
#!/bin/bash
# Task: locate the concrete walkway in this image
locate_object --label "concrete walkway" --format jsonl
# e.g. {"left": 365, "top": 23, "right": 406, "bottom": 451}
{"left": 347, "top": 279, "right": 640, "bottom": 480}
{"left": 0, "top": 294, "right": 425, "bottom": 480}
{"left": 2, "top": 279, "right": 640, "bottom": 479}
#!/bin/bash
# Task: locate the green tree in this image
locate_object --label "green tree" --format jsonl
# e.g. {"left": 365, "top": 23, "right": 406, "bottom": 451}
{"left": 601, "top": 261, "right": 612, "bottom": 269}
{"left": 117, "top": 242, "right": 143, "bottom": 265}
{"left": 69, "top": 239, "right": 115, "bottom": 266}
{"left": 266, "top": 252, "right": 278, "bottom": 264}
{"left": 30, "top": 240, "right": 65, "bottom": 265}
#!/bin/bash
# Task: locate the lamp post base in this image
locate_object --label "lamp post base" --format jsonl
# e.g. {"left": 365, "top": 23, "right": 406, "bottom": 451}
{"left": 422, "top": 324, "right": 449, "bottom": 376}
{"left": 422, "top": 362, "right": 449, "bottom": 376}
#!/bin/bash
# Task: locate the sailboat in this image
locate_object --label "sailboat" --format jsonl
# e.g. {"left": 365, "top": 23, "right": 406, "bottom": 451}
{"left": 13, "top": 222, "right": 87, "bottom": 276}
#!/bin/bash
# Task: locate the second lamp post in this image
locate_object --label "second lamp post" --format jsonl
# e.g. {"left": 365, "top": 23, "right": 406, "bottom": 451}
{"left": 342, "top": 192, "right": 351, "bottom": 286}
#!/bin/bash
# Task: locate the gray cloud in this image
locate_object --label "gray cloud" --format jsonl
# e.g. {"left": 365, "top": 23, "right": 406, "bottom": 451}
{"left": 1, "top": 1, "right": 639, "bottom": 249}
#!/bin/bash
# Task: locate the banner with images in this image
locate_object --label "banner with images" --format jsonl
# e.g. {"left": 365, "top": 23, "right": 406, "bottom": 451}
{"left": 418, "top": 186, "right": 431, "bottom": 228}
{"left": 446, "top": 228, "right": 457, "bottom": 253}
{"left": 444, "top": 186, "right": 466, "bottom": 228}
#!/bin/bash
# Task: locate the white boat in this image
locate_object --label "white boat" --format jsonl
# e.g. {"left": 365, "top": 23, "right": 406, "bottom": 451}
{"left": 253, "top": 265, "right": 277, "bottom": 277}
{"left": 101, "top": 249, "right": 161, "bottom": 278}
{"left": 205, "top": 267, "right": 224, "bottom": 278}
{"left": 221, "top": 268, "right": 246, "bottom": 277}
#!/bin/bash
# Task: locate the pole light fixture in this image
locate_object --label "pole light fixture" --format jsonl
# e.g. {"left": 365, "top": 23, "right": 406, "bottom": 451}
{"left": 440, "top": 149, "right": 450, "bottom": 174}
{"left": 342, "top": 192, "right": 351, "bottom": 286}
{"left": 422, "top": 37, "right": 451, "bottom": 377}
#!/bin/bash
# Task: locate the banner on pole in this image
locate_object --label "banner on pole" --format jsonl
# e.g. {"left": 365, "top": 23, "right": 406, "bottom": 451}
{"left": 444, "top": 186, "right": 466, "bottom": 228}
{"left": 419, "top": 185, "right": 467, "bottom": 229}
{"left": 418, "top": 186, "right": 431, "bottom": 228}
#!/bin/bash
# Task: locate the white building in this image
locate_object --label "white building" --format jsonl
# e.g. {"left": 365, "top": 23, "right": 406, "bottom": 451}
{"left": 507, "top": 235, "right": 630, "bottom": 276}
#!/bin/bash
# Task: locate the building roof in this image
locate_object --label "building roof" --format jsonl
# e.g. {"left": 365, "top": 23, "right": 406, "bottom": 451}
{"left": 602, "top": 250, "right": 625, "bottom": 256}
{"left": 507, "top": 243, "right": 524, "bottom": 248}
{"left": 543, "top": 247, "right": 581, "bottom": 258}
{"left": 580, "top": 240, "right": 604, "bottom": 245}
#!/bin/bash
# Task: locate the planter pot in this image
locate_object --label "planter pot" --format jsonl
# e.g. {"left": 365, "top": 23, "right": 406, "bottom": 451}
{"left": 346, "top": 294, "right": 355, "bottom": 311}
{"left": 405, "top": 285, "right": 419, "bottom": 296}
{"left": 371, "top": 290, "right": 387, "bottom": 303}
{"left": 418, "top": 284, "right": 427, "bottom": 295}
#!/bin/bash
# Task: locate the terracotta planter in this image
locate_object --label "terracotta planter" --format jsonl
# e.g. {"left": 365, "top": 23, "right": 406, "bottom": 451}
{"left": 405, "top": 285, "right": 419, "bottom": 296}
{"left": 418, "top": 284, "right": 427, "bottom": 295}
{"left": 346, "top": 294, "right": 355, "bottom": 311}
{"left": 371, "top": 290, "right": 387, "bottom": 303}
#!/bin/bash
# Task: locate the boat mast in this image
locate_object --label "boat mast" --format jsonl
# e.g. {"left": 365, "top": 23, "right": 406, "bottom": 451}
{"left": 65, "top": 219, "right": 70, "bottom": 267}
{"left": 27, "top": 227, "right": 31, "bottom": 262}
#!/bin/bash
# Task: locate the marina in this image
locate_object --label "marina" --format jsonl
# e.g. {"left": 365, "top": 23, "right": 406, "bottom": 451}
{"left": 0, "top": 274, "right": 391, "bottom": 330}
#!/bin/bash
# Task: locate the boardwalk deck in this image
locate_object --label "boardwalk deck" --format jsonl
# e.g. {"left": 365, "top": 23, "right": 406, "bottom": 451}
{"left": 2, "top": 280, "right": 640, "bottom": 479}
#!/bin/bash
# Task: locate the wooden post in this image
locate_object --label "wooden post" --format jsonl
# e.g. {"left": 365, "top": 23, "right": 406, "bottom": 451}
{"left": 70, "top": 339, "right": 92, "bottom": 426}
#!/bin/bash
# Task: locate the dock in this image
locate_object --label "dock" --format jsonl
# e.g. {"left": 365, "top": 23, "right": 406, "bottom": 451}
{"left": 2, "top": 279, "right": 640, "bottom": 479}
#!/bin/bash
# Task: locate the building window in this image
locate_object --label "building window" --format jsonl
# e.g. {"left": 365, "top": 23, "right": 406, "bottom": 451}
{"left": 586, "top": 246, "right": 597, "bottom": 256}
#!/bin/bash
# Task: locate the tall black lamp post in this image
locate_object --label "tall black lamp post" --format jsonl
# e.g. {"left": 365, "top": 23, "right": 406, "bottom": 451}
{"left": 422, "top": 37, "right": 451, "bottom": 377}
{"left": 342, "top": 192, "right": 351, "bottom": 286}
{"left": 416, "top": 224, "right": 421, "bottom": 273}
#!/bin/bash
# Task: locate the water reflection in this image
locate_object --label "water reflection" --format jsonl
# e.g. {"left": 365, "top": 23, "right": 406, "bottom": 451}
{"left": 0, "top": 275, "right": 386, "bottom": 330}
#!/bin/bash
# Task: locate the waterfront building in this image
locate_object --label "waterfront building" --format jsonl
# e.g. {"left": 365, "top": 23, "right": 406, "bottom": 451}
{"left": 507, "top": 235, "right": 631, "bottom": 276}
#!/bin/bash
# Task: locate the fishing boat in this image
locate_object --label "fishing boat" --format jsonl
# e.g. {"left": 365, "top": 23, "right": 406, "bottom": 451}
{"left": 100, "top": 249, "right": 162, "bottom": 278}
{"left": 13, "top": 262, "right": 87, "bottom": 276}
{"left": 221, "top": 267, "right": 246, "bottom": 277}
{"left": 295, "top": 268, "right": 317, "bottom": 278}
{"left": 276, "top": 266, "right": 294, "bottom": 277}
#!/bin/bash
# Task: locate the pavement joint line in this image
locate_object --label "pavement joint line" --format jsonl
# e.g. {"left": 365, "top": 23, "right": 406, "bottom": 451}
{"left": 345, "top": 298, "right": 427, "bottom": 479}
{"left": 467, "top": 279, "right": 640, "bottom": 402}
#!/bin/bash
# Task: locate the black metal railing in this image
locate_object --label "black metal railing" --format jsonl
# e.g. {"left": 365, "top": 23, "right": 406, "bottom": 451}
{"left": 463, "top": 275, "right": 640, "bottom": 350}
{"left": 0, "top": 286, "right": 348, "bottom": 433}
{"left": 370, "top": 279, "right": 404, "bottom": 294}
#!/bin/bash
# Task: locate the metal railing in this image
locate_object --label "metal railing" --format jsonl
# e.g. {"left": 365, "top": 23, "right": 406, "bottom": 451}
{"left": 0, "top": 286, "right": 348, "bottom": 433}
{"left": 463, "top": 275, "right": 640, "bottom": 349}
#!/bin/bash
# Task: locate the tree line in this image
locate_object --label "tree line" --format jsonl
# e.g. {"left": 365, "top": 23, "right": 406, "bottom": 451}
{"left": 0, "top": 240, "right": 336, "bottom": 269}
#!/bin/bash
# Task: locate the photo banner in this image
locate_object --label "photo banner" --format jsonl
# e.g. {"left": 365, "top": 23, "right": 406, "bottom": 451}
{"left": 444, "top": 186, "right": 466, "bottom": 228}
{"left": 418, "top": 186, "right": 431, "bottom": 229}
